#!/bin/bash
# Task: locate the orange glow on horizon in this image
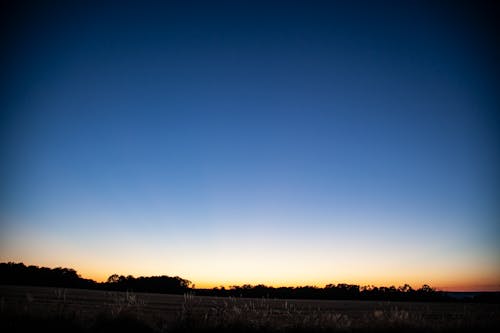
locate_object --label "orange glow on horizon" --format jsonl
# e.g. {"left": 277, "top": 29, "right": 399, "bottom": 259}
{"left": 81, "top": 271, "right": 500, "bottom": 292}
{"left": 2, "top": 257, "right": 498, "bottom": 292}
{"left": 3, "top": 254, "right": 499, "bottom": 293}
{"left": 3, "top": 225, "right": 499, "bottom": 293}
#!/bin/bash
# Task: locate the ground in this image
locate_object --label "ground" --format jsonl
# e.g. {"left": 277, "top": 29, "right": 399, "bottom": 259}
{"left": 1, "top": 285, "right": 499, "bottom": 332}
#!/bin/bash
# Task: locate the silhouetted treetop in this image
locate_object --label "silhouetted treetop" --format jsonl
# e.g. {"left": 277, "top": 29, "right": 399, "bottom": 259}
{"left": 2, "top": 262, "right": 496, "bottom": 302}
{"left": 0, "top": 262, "right": 190, "bottom": 294}
{"left": 104, "top": 273, "right": 192, "bottom": 293}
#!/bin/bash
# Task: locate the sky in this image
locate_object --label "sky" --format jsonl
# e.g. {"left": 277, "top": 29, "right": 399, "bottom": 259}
{"left": 1, "top": 1, "right": 499, "bottom": 291}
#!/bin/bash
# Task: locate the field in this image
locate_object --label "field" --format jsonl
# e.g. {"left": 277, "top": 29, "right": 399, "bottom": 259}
{"left": 1, "top": 285, "right": 499, "bottom": 332}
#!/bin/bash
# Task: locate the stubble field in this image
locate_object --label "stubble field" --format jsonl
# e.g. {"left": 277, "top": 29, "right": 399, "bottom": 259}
{"left": 1, "top": 285, "right": 499, "bottom": 332}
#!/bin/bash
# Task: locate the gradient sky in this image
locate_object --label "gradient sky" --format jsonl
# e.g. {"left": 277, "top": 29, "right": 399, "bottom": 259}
{"left": 1, "top": 1, "right": 499, "bottom": 291}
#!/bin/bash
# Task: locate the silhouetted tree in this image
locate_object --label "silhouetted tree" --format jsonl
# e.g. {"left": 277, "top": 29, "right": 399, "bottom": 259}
{"left": 0, "top": 262, "right": 466, "bottom": 302}
{"left": 106, "top": 274, "right": 120, "bottom": 283}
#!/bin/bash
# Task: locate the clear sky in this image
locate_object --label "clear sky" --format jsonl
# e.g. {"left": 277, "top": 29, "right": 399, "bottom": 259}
{"left": 1, "top": 1, "right": 499, "bottom": 291}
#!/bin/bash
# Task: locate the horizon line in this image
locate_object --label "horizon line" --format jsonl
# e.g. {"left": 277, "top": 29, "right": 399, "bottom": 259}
{"left": 3, "top": 262, "right": 499, "bottom": 293}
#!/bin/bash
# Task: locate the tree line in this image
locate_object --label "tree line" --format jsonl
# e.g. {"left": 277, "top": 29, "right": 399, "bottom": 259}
{"left": 196, "top": 283, "right": 448, "bottom": 302}
{"left": 0, "top": 262, "right": 191, "bottom": 294}
{"left": 1, "top": 262, "right": 497, "bottom": 302}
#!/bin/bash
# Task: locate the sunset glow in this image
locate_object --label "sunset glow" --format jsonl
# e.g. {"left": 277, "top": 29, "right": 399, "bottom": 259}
{"left": 1, "top": 1, "right": 499, "bottom": 292}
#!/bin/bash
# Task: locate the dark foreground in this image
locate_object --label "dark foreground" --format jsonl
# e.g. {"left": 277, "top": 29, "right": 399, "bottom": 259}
{"left": 1, "top": 285, "right": 499, "bottom": 332}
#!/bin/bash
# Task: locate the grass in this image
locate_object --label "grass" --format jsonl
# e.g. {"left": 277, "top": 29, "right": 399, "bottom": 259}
{"left": 1, "top": 285, "right": 499, "bottom": 332}
{"left": 174, "top": 295, "right": 498, "bottom": 333}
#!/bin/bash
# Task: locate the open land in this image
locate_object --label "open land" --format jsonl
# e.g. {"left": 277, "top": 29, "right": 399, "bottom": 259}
{"left": 1, "top": 285, "right": 499, "bottom": 332}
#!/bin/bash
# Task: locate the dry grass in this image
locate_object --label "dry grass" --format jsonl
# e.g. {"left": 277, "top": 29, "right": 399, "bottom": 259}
{"left": 174, "top": 294, "right": 499, "bottom": 332}
{"left": 1, "top": 285, "right": 499, "bottom": 332}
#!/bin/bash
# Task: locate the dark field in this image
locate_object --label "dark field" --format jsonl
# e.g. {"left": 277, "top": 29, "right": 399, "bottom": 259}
{"left": 1, "top": 285, "right": 499, "bottom": 332}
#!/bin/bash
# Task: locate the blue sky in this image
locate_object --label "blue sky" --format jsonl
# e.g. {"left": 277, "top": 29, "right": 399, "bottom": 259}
{"left": 1, "top": 1, "right": 499, "bottom": 290}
